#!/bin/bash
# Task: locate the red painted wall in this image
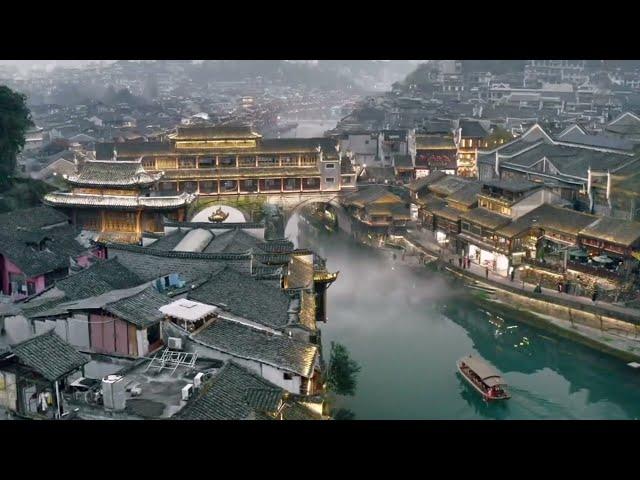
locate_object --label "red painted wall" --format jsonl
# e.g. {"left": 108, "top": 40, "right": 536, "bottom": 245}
{"left": 0, "top": 255, "right": 46, "bottom": 298}
{"left": 89, "top": 313, "right": 136, "bottom": 357}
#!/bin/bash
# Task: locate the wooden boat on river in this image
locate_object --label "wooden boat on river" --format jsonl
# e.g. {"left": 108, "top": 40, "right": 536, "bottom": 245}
{"left": 457, "top": 355, "right": 510, "bottom": 401}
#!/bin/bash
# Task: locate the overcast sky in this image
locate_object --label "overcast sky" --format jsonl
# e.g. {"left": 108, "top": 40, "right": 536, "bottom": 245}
{"left": 0, "top": 60, "right": 113, "bottom": 71}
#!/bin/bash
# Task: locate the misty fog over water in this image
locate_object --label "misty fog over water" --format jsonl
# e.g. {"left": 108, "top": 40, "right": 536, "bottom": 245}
{"left": 288, "top": 214, "right": 640, "bottom": 419}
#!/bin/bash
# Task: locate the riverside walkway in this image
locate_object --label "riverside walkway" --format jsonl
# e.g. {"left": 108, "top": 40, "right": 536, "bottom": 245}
{"left": 404, "top": 229, "right": 640, "bottom": 326}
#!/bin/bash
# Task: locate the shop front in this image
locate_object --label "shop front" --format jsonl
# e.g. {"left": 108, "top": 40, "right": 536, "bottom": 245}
{"left": 468, "top": 244, "right": 510, "bottom": 276}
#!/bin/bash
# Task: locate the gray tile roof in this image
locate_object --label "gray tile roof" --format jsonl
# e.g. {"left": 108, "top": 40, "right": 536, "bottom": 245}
{"left": 501, "top": 143, "right": 636, "bottom": 179}
{"left": 55, "top": 258, "right": 144, "bottom": 300}
{"left": 579, "top": 217, "right": 640, "bottom": 247}
{"left": 459, "top": 119, "right": 489, "bottom": 138}
{"left": 446, "top": 183, "right": 482, "bottom": 207}
{"left": 188, "top": 266, "right": 291, "bottom": 329}
{"left": 481, "top": 179, "right": 541, "bottom": 193}
{"left": 0, "top": 224, "right": 85, "bottom": 278}
{"left": 103, "top": 286, "right": 169, "bottom": 328}
{"left": 0, "top": 232, "right": 67, "bottom": 278}
{"left": 147, "top": 230, "right": 189, "bottom": 251}
{"left": 193, "top": 318, "right": 317, "bottom": 377}
{"left": 174, "top": 361, "right": 285, "bottom": 420}
{"left": 558, "top": 131, "right": 634, "bottom": 151}
{"left": 408, "top": 171, "right": 448, "bottom": 192}
{"left": 202, "top": 229, "right": 267, "bottom": 254}
{"left": 416, "top": 134, "right": 456, "bottom": 150}
{"left": 0, "top": 206, "right": 69, "bottom": 231}
{"left": 342, "top": 185, "right": 402, "bottom": 207}
{"left": 66, "top": 160, "right": 161, "bottom": 187}
{"left": 496, "top": 204, "right": 596, "bottom": 238}
{"left": 106, "top": 244, "right": 253, "bottom": 282}
{"left": 44, "top": 191, "right": 194, "bottom": 210}
{"left": 10, "top": 331, "right": 89, "bottom": 382}
{"left": 281, "top": 401, "right": 323, "bottom": 420}
{"left": 460, "top": 207, "right": 511, "bottom": 230}
{"left": 429, "top": 175, "right": 474, "bottom": 197}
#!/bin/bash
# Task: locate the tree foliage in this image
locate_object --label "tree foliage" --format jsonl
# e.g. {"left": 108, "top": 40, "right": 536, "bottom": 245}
{"left": 0, "top": 178, "right": 55, "bottom": 213}
{"left": 327, "top": 342, "right": 361, "bottom": 396}
{"left": 332, "top": 408, "right": 356, "bottom": 421}
{"left": 0, "top": 85, "right": 33, "bottom": 188}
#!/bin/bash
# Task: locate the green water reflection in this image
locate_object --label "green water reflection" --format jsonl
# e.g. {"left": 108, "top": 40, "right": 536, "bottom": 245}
{"left": 292, "top": 217, "right": 640, "bottom": 420}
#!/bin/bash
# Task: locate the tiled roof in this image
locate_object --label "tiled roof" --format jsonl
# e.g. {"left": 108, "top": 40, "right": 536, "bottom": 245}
{"left": 0, "top": 224, "right": 85, "bottom": 278}
{"left": 460, "top": 207, "right": 511, "bottom": 230}
{"left": 55, "top": 258, "right": 144, "bottom": 301}
{"left": 579, "top": 217, "right": 640, "bottom": 247}
{"left": 280, "top": 401, "right": 324, "bottom": 420}
{"left": 202, "top": 229, "right": 267, "bottom": 254}
{"left": 103, "top": 286, "right": 169, "bottom": 328}
{"left": 0, "top": 206, "right": 69, "bottom": 231}
{"left": 44, "top": 192, "right": 195, "bottom": 210}
{"left": 429, "top": 175, "right": 474, "bottom": 196}
{"left": 558, "top": 131, "right": 634, "bottom": 151}
{"left": 481, "top": 179, "right": 541, "bottom": 193}
{"left": 459, "top": 119, "right": 489, "bottom": 138}
{"left": 193, "top": 318, "right": 317, "bottom": 377}
{"left": 174, "top": 361, "right": 285, "bottom": 420}
{"left": 106, "top": 245, "right": 253, "bottom": 282}
{"left": 501, "top": 143, "right": 635, "bottom": 179}
{"left": 10, "top": 331, "right": 89, "bottom": 382}
{"left": 416, "top": 134, "right": 456, "bottom": 150}
{"left": 297, "top": 290, "right": 317, "bottom": 331}
{"left": 66, "top": 160, "right": 161, "bottom": 187}
{"left": 446, "top": 183, "right": 482, "bottom": 207}
{"left": 342, "top": 186, "right": 403, "bottom": 207}
{"left": 147, "top": 230, "right": 189, "bottom": 251}
{"left": 408, "top": 171, "right": 448, "bottom": 192}
{"left": 189, "top": 266, "right": 291, "bottom": 329}
{"left": 496, "top": 204, "right": 596, "bottom": 238}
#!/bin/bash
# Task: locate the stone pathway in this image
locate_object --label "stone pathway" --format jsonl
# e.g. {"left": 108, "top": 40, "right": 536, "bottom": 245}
{"left": 405, "top": 229, "right": 640, "bottom": 323}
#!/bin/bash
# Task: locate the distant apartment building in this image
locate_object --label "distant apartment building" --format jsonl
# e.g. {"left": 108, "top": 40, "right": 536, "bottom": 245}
{"left": 524, "top": 60, "right": 588, "bottom": 87}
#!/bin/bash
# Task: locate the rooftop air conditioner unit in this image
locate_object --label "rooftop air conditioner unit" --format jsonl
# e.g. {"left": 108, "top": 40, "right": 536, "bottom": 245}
{"left": 182, "top": 384, "right": 194, "bottom": 401}
{"left": 193, "top": 372, "right": 205, "bottom": 388}
{"left": 168, "top": 337, "right": 183, "bottom": 350}
{"left": 102, "top": 375, "right": 126, "bottom": 411}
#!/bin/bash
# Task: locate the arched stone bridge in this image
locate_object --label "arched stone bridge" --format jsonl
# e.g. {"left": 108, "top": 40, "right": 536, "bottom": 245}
{"left": 188, "top": 191, "right": 348, "bottom": 225}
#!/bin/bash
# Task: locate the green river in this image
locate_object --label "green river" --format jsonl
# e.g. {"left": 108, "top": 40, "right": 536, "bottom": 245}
{"left": 290, "top": 215, "right": 640, "bottom": 420}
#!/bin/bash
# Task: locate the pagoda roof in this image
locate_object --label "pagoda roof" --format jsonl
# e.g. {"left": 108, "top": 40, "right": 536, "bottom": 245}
{"left": 66, "top": 160, "right": 162, "bottom": 187}
{"left": 43, "top": 191, "right": 195, "bottom": 211}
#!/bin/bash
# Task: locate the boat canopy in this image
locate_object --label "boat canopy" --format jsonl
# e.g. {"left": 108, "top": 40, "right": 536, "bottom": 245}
{"left": 460, "top": 355, "right": 506, "bottom": 387}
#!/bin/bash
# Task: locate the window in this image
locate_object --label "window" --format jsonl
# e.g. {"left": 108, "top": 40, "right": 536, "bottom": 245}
{"left": 283, "top": 372, "right": 293, "bottom": 380}
{"left": 462, "top": 222, "right": 470, "bottom": 231}
{"left": 198, "top": 157, "right": 215, "bottom": 168}
{"left": 178, "top": 157, "right": 196, "bottom": 169}
{"left": 238, "top": 156, "right": 256, "bottom": 167}
{"left": 325, "top": 177, "right": 335, "bottom": 183}
{"left": 365, "top": 140, "right": 369, "bottom": 145}
{"left": 325, "top": 163, "right": 335, "bottom": 169}
{"left": 219, "top": 156, "right": 236, "bottom": 168}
